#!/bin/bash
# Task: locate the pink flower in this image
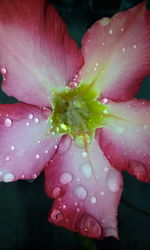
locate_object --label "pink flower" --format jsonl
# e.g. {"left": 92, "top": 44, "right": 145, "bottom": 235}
{"left": 0, "top": 0, "right": 150, "bottom": 240}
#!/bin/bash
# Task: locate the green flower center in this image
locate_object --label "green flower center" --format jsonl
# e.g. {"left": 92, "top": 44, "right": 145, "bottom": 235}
{"left": 49, "top": 83, "right": 109, "bottom": 146}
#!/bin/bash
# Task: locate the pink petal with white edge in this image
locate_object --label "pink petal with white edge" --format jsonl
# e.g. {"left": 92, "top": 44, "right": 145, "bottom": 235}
{"left": 99, "top": 99, "right": 150, "bottom": 182}
{"left": 45, "top": 133, "right": 123, "bottom": 239}
{"left": 0, "top": 0, "right": 83, "bottom": 107}
{"left": 77, "top": 1, "right": 150, "bottom": 101}
{"left": 0, "top": 103, "right": 60, "bottom": 182}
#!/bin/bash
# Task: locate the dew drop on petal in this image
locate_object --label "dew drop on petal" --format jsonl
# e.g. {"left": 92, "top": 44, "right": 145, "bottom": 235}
{"left": 3, "top": 172, "right": 15, "bottom": 182}
{"left": 52, "top": 186, "right": 61, "bottom": 198}
{"left": 90, "top": 196, "right": 97, "bottom": 204}
{"left": 100, "top": 17, "right": 110, "bottom": 26}
{"left": 80, "top": 163, "right": 92, "bottom": 179}
{"left": 32, "top": 173, "right": 37, "bottom": 179}
{"left": 108, "top": 29, "right": 113, "bottom": 35}
{"left": 28, "top": 113, "right": 33, "bottom": 120}
{"left": 82, "top": 152, "right": 87, "bottom": 158}
{"left": 10, "top": 145, "right": 15, "bottom": 151}
{"left": 107, "top": 170, "right": 121, "bottom": 192}
{"left": 76, "top": 213, "right": 102, "bottom": 238}
{"left": 130, "top": 161, "right": 147, "bottom": 181}
{"left": 59, "top": 172, "right": 73, "bottom": 184}
{"left": 58, "top": 136, "right": 72, "bottom": 154}
{"left": 50, "top": 209, "right": 63, "bottom": 224}
{"left": 4, "top": 118, "right": 12, "bottom": 128}
{"left": 5, "top": 156, "right": 10, "bottom": 161}
{"left": 1, "top": 67, "right": 7, "bottom": 74}
{"left": 73, "top": 185, "right": 87, "bottom": 200}
{"left": 34, "top": 118, "right": 39, "bottom": 124}
{"left": 35, "top": 154, "right": 40, "bottom": 159}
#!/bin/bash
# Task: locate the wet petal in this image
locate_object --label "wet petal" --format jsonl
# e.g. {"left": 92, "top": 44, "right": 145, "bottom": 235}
{"left": 0, "top": 0, "right": 83, "bottom": 107}
{"left": 77, "top": 1, "right": 150, "bottom": 101}
{"left": 100, "top": 99, "right": 150, "bottom": 182}
{"left": 45, "top": 134, "right": 123, "bottom": 239}
{"left": 0, "top": 103, "right": 60, "bottom": 181}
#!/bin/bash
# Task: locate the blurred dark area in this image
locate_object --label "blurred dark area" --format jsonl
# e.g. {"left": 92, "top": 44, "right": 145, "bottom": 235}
{"left": 0, "top": 0, "right": 150, "bottom": 249}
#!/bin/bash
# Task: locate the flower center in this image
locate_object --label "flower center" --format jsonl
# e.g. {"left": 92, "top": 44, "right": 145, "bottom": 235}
{"left": 49, "top": 83, "right": 108, "bottom": 146}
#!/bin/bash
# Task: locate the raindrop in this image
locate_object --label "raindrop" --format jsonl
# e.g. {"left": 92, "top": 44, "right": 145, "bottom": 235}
{"left": 82, "top": 152, "right": 87, "bottom": 158}
{"left": 100, "top": 191, "right": 104, "bottom": 196}
{"left": 80, "top": 163, "right": 92, "bottom": 179}
{"left": 3, "top": 172, "right": 15, "bottom": 182}
{"left": 107, "top": 170, "right": 121, "bottom": 192}
{"left": 77, "top": 208, "right": 80, "bottom": 212}
{"left": 133, "top": 44, "right": 137, "bottom": 49}
{"left": 76, "top": 213, "right": 102, "bottom": 238}
{"left": 121, "top": 27, "right": 124, "bottom": 32}
{"left": 90, "top": 196, "right": 97, "bottom": 204}
{"left": 100, "top": 17, "right": 110, "bottom": 26}
{"left": 104, "top": 167, "right": 109, "bottom": 172}
{"left": 35, "top": 154, "right": 40, "bottom": 159}
{"left": 108, "top": 29, "right": 113, "bottom": 35}
{"left": 62, "top": 204, "right": 66, "bottom": 209}
{"left": 122, "top": 48, "right": 125, "bottom": 52}
{"left": 52, "top": 187, "right": 61, "bottom": 198}
{"left": 45, "top": 149, "right": 48, "bottom": 154}
{"left": 130, "top": 161, "right": 147, "bottom": 181}
{"left": 26, "top": 122, "right": 30, "bottom": 126}
{"left": 10, "top": 145, "right": 15, "bottom": 151}
{"left": 73, "top": 185, "right": 87, "bottom": 200}
{"left": 59, "top": 172, "right": 73, "bottom": 184}
{"left": 4, "top": 118, "right": 12, "bottom": 128}
{"left": 34, "top": 118, "right": 39, "bottom": 124}
{"left": 32, "top": 173, "right": 37, "bottom": 179}
{"left": 5, "top": 156, "right": 10, "bottom": 161}
{"left": 28, "top": 113, "right": 33, "bottom": 120}
{"left": 1, "top": 67, "right": 7, "bottom": 74}
{"left": 50, "top": 209, "right": 63, "bottom": 224}
{"left": 101, "top": 98, "right": 109, "bottom": 104}
{"left": 143, "top": 124, "right": 148, "bottom": 130}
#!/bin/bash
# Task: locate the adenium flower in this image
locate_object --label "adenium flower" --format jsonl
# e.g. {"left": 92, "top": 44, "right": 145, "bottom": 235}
{"left": 0, "top": 0, "right": 150, "bottom": 240}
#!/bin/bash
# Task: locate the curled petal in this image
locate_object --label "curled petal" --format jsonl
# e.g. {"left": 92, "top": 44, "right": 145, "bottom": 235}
{"left": 45, "top": 134, "right": 123, "bottom": 239}
{"left": 0, "top": 103, "right": 60, "bottom": 182}
{"left": 100, "top": 99, "right": 150, "bottom": 182}
{"left": 0, "top": 0, "right": 83, "bottom": 107}
{"left": 77, "top": 1, "right": 150, "bottom": 101}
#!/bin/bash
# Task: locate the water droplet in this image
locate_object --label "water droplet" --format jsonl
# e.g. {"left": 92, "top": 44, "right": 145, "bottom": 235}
{"left": 108, "top": 29, "right": 113, "bottom": 35}
{"left": 62, "top": 204, "right": 66, "bottom": 209}
{"left": 28, "top": 113, "right": 33, "bottom": 120}
{"left": 26, "top": 122, "right": 30, "bottom": 126}
{"left": 21, "top": 174, "right": 25, "bottom": 179}
{"left": 59, "top": 172, "right": 73, "bottom": 184}
{"left": 82, "top": 152, "right": 87, "bottom": 158}
{"left": 73, "top": 185, "right": 87, "bottom": 200}
{"left": 50, "top": 209, "right": 63, "bottom": 224}
{"left": 45, "top": 149, "right": 48, "bottom": 154}
{"left": 133, "top": 44, "right": 137, "bottom": 49}
{"left": 90, "top": 196, "right": 97, "bottom": 204}
{"left": 58, "top": 135, "right": 72, "bottom": 154}
{"left": 121, "top": 27, "right": 124, "bottom": 32}
{"left": 76, "top": 213, "right": 102, "bottom": 238}
{"left": 1, "top": 67, "right": 7, "bottom": 74}
{"left": 101, "top": 98, "right": 109, "bottom": 104}
{"left": 10, "top": 145, "right": 15, "bottom": 151}
{"left": 3, "top": 172, "right": 15, "bottom": 182}
{"left": 35, "top": 154, "right": 40, "bottom": 159}
{"left": 5, "top": 156, "right": 10, "bottom": 161}
{"left": 100, "top": 17, "right": 110, "bottom": 26}
{"left": 104, "top": 167, "right": 109, "bottom": 172}
{"left": 34, "top": 118, "right": 39, "bottom": 124}
{"left": 77, "top": 207, "right": 80, "bottom": 212}
{"left": 52, "top": 187, "right": 61, "bottom": 198}
{"left": 122, "top": 48, "right": 125, "bottom": 52}
{"left": 102, "top": 42, "right": 105, "bottom": 46}
{"left": 32, "top": 173, "right": 37, "bottom": 179}
{"left": 107, "top": 170, "right": 121, "bottom": 192}
{"left": 4, "top": 118, "right": 12, "bottom": 128}
{"left": 80, "top": 163, "right": 92, "bottom": 179}
{"left": 130, "top": 161, "right": 147, "bottom": 181}
{"left": 100, "top": 191, "right": 104, "bottom": 196}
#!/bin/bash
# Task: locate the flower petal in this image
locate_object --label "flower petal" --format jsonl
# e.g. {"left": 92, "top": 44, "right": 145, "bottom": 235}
{"left": 0, "top": 103, "right": 60, "bottom": 182}
{"left": 0, "top": 0, "right": 83, "bottom": 107}
{"left": 99, "top": 99, "right": 150, "bottom": 182}
{"left": 77, "top": 1, "right": 150, "bottom": 101}
{"left": 45, "top": 133, "right": 123, "bottom": 239}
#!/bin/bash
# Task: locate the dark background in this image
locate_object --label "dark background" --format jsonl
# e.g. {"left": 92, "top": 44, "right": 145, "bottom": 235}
{"left": 0, "top": 0, "right": 150, "bottom": 249}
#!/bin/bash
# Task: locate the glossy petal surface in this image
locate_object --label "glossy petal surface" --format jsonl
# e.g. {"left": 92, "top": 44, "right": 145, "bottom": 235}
{"left": 0, "top": 0, "right": 83, "bottom": 107}
{"left": 78, "top": 1, "right": 150, "bottom": 101}
{"left": 0, "top": 103, "right": 60, "bottom": 182}
{"left": 45, "top": 134, "right": 123, "bottom": 239}
{"left": 100, "top": 99, "right": 150, "bottom": 182}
